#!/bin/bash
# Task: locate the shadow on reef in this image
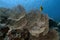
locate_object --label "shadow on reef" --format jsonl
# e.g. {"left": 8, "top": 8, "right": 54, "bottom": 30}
{"left": 49, "top": 19, "right": 58, "bottom": 27}
{"left": 49, "top": 18, "right": 60, "bottom": 31}
{"left": 0, "top": 5, "right": 59, "bottom": 40}
{"left": 49, "top": 18, "right": 60, "bottom": 40}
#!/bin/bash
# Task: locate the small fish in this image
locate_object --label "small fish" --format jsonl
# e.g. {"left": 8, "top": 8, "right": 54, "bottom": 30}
{"left": 40, "top": 6, "right": 43, "bottom": 11}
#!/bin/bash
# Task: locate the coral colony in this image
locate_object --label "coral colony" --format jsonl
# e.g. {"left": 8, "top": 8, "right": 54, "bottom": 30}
{"left": 0, "top": 5, "right": 59, "bottom": 40}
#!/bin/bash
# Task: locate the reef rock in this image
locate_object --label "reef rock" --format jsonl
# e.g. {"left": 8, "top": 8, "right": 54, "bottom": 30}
{"left": 6, "top": 29, "right": 59, "bottom": 40}
{"left": 25, "top": 10, "right": 49, "bottom": 37}
{"left": 7, "top": 10, "right": 49, "bottom": 37}
{"left": 29, "top": 29, "right": 59, "bottom": 40}
{"left": 6, "top": 29, "right": 30, "bottom": 40}
{"left": 0, "top": 25, "right": 9, "bottom": 40}
{"left": 0, "top": 5, "right": 59, "bottom": 40}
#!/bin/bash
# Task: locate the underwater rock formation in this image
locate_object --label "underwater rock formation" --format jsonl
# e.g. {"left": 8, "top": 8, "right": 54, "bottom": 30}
{"left": 29, "top": 29, "right": 59, "bottom": 40}
{"left": 6, "top": 29, "right": 30, "bottom": 40}
{"left": 0, "top": 5, "right": 59, "bottom": 40}
{"left": 0, "top": 25, "right": 9, "bottom": 40}
{"left": 25, "top": 10, "right": 49, "bottom": 37}
{"left": 5, "top": 9, "right": 49, "bottom": 37}
{"left": 8, "top": 5, "right": 26, "bottom": 21}
{"left": 6, "top": 29, "right": 59, "bottom": 40}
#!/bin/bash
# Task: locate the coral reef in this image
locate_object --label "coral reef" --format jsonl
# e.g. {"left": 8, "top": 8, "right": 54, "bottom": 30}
{"left": 0, "top": 5, "right": 59, "bottom": 40}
